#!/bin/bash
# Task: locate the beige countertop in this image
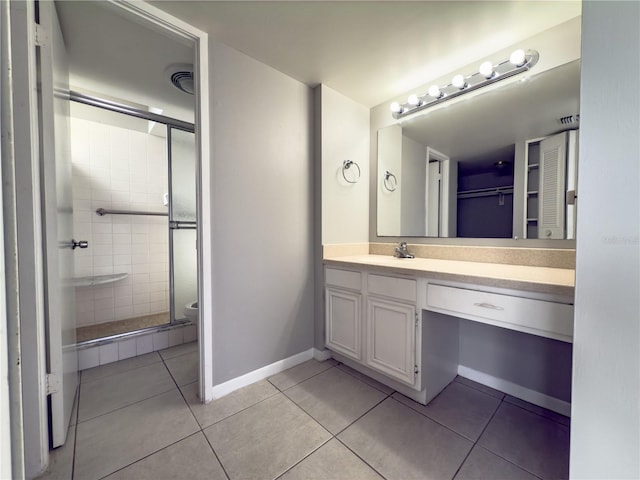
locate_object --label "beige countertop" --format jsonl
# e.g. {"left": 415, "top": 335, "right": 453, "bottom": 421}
{"left": 324, "top": 254, "right": 575, "bottom": 297}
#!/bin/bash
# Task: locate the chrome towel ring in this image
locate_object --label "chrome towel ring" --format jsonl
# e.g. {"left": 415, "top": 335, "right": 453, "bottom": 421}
{"left": 342, "top": 160, "right": 361, "bottom": 184}
{"left": 384, "top": 171, "right": 398, "bottom": 192}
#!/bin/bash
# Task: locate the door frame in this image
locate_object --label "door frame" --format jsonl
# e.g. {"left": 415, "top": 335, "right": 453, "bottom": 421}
{"left": 114, "top": 0, "right": 213, "bottom": 406}
{"left": 4, "top": 0, "right": 213, "bottom": 476}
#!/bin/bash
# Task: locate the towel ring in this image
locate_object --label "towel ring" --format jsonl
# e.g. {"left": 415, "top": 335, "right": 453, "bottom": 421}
{"left": 342, "top": 160, "right": 361, "bottom": 184}
{"left": 383, "top": 171, "right": 398, "bottom": 192}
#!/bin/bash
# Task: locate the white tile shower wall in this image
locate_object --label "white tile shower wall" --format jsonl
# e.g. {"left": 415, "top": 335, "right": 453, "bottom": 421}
{"left": 71, "top": 116, "right": 170, "bottom": 327}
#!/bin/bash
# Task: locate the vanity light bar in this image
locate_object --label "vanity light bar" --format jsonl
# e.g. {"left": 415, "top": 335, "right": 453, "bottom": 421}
{"left": 390, "top": 49, "right": 540, "bottom": 119}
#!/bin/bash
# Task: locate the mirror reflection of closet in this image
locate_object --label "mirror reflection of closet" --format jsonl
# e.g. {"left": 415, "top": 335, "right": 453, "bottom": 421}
{"left": 376, "top": 59, "right": 580, "bottom": 240}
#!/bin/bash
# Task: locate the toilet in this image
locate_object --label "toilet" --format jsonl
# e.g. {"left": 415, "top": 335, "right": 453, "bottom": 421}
{"left": 184, "top": 301, "right": 198, "bottom": 323}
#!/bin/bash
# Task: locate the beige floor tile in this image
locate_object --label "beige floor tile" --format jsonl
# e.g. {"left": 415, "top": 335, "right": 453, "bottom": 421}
{"left": 338, "top": 398, "right": 472, "bottom": 480}
{"left": 454, "top": 376, "right": 506, "bottom": 400}
{"left": 204, "top": 393, "right": 331, "bottom": 480}
{"left": 159, "top": 341, "right": 198, "bottom": 360}
{"left": 269, "top": 359, "right": 336, "bottom": 391}
{"left": 454, "top": 446, "right": 539, "bottom": 480}
{"left": 164, "top": 351, "right": 199, "bottom": 386}
{"left": 335, "top": 364, "right": 395, "bottom": 395}
{"left": 74, "top": 389, "right": 199, "bottom": 480}
{"left": 181, "top": 380, "right": 279, "bottom": 428}
{"left": 285, "top": 368, "right": 387, "bottom": 434}
{"left": 78, "top": 362, "right": 176, "bottom": 422}
{"left": 104, "top": 432, "right": 227, "bottom": 480}
{"left": 81, "top": 352, "right": 162, "bottom": 383}
{"left": 478, "top": 402, "right": 570, "bottom": 480}
{"left": 393, "top": 381, "right": 501, "bottom": 441}
{"left": 279, "top": 439, "right": 383, "bottom": 480}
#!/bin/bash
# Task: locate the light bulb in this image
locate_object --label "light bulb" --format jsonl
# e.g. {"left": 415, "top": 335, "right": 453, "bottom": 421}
{"left": 509, "top": 49, "right": 526, "bottom": 67}
{"left": 407, "top": 94, "right": 420, "bottom": 106}
{"left": 390, "top": 102, "right": 402, "bottom": 114}
{"left": 479, "top": 61, "right": 495, "bottom": 79}
{"left": 452, "top": 74, "right": 467, "bottom": 89}
{"left": 428, "top": 85, "right": 442, "bottom": 99}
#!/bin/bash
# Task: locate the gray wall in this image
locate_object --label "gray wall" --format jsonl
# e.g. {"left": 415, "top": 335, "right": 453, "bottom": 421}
{"left": 570, "top": 2, "right": 640, "bottom": 477}
{"left": 209, "top": 41, "right": 315, "bottom": 385}
{"left": 315, "top": 84, "right": 370, "bottom": 350}
{"left": 459, "top": 321, "right": 572, "bottom": 402}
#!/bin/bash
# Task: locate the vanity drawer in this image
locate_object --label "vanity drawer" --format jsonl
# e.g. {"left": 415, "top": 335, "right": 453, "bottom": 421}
{"left": 426, "top": 284, "right": 573, "bottom": 341}
{"left": 368, "top": 274, "right": 417, "bottom": 303}
{"left": 326, "top": 268, "right": 362, "bottom": 291}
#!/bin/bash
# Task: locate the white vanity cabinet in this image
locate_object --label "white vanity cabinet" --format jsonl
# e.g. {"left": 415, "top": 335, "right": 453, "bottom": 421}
{"left": 325, "top": 267, "right": 422, "bottom": 389}
{"left": 365, "top": 274, "right": 418, "bottom": 386}
{"left": 325, "top": 268, "right": 363, "bottom": 361}
{"left": 324, "top": 258, "right": 575, "bottom": 412}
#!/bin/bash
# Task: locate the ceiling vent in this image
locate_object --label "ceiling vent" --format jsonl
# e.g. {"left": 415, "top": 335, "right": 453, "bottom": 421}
{"left": 559, "top": 114, "right": 579, "bottom": 126}
{"left": 166, "top": 64, "right": 194, "bottom": 95}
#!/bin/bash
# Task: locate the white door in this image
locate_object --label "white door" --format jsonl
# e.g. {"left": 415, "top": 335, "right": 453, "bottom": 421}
{"left": 325, "top": 287, "right": 362, "bottom": 360}
{"left": 426, "top": 161, "right": 440, "bottom": 236}
{"left": 38, "top": 2, "right": 79, "bottom": 448}
{"left": 538, "top": 132, "right": 567, "bottom": 239}
{"left": 365, "top": 296, "right": 416, "bottom": 386}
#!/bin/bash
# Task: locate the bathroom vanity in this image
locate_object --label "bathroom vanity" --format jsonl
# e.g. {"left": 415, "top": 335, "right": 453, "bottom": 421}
{"left": 323, "top": 252, "right": 574, "bottom": 414}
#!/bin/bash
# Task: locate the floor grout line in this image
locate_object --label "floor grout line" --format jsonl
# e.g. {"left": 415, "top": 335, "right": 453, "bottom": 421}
{"left": 71, "top": 375, "right": 81, "bottom": 480}
{"left": 79, "top": 352, "right": 164, "bottom": 384}
{"left": 450, "top": 395, "right": 503, "bottom": 480}
{"left": 75, "top": 384, "right": 179, "bottom": 425}
{"left": 333, "top": 436, "right": 390, "bottom": 480}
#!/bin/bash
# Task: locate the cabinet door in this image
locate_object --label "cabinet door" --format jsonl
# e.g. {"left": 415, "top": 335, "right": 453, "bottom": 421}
{"left": 326, "top": 287, "right": 362, "bottom": 360}
{"left": 365, "top": 297, "right": 417, "bottom": 386}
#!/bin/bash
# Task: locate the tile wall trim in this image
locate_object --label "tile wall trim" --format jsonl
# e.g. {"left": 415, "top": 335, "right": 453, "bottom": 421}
{"left": 458, "top": 365, "right": 571, "bottom": 417}
{"left": 77, "top": 323, "right": 197, "bottom": 370}
{"left": 211, "top": 348, "right": 315, "bottom": 400}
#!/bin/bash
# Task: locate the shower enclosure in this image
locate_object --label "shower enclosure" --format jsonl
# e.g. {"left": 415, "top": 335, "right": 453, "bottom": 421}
{"left": 70, "top": 91, "right": 198, "bottom": 344}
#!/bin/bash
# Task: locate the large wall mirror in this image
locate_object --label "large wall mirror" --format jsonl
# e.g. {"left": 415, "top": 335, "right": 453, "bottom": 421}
{"left": 377, "top": 59, "right": 580, "bottom": 240}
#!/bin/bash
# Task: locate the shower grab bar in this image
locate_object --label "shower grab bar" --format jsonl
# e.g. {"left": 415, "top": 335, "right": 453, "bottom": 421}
{"left": 96, "top": 208, "right": 168, "bottom": 217}
{"left": 170, "top": 221, "right": 197, "bottom": 230}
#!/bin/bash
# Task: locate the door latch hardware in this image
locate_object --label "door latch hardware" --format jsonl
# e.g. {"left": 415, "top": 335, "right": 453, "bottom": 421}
{"left": 71, "top": 239, "right": 88, "bottom": 249}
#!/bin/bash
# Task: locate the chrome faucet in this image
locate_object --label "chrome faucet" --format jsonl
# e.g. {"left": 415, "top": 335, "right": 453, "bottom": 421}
{"left": 394, "top": 242, "right": 415, "bottom": 259}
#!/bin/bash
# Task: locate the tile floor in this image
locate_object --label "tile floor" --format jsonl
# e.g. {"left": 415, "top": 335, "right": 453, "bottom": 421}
{"left": 42, "top": 343, "right": 570, "bottom": 480}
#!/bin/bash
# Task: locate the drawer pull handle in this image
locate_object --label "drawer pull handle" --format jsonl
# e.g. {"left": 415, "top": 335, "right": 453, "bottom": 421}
{"left": 474, "top": 302, "right": 504, "bottom": 311}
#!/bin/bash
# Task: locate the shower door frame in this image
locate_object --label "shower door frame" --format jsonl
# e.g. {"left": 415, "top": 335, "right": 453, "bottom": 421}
{"left": 69, "top": 92, "right": 195, "bottom": 331}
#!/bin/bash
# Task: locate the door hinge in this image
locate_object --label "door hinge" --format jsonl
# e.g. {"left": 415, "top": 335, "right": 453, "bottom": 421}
{"left": 34, "top": 24, "right": 49, "bottom": 47}
{"left": 414, "top": 365, "right": 419, "bottom": 376}
{"left": 46, "top": 373, "right": 60, "bottom": 395}
{"left": 415, "top": 313, "right": 419, "bottom": 326}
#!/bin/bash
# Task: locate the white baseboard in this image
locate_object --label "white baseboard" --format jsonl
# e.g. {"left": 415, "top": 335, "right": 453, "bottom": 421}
{"left": 211, "top": 348, "right": 314, "bottom": 400}
{"left": 458, "top": 365, "right": 571, "bottom": 417}
{"left": 313, "top": 348, "right": 332, "bottom": 361}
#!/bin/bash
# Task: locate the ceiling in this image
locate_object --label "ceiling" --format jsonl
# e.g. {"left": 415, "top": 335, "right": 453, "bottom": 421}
{"left": 55, "top": 1, "right": 581, "bottom": 117}
{"left": 56, "top": 1, "right": 196, "bottom": 122}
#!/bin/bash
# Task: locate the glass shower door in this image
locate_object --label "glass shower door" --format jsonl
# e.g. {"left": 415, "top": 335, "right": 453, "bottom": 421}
{"left": 168, "top": 128, "right": 197, "bottom": 322}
